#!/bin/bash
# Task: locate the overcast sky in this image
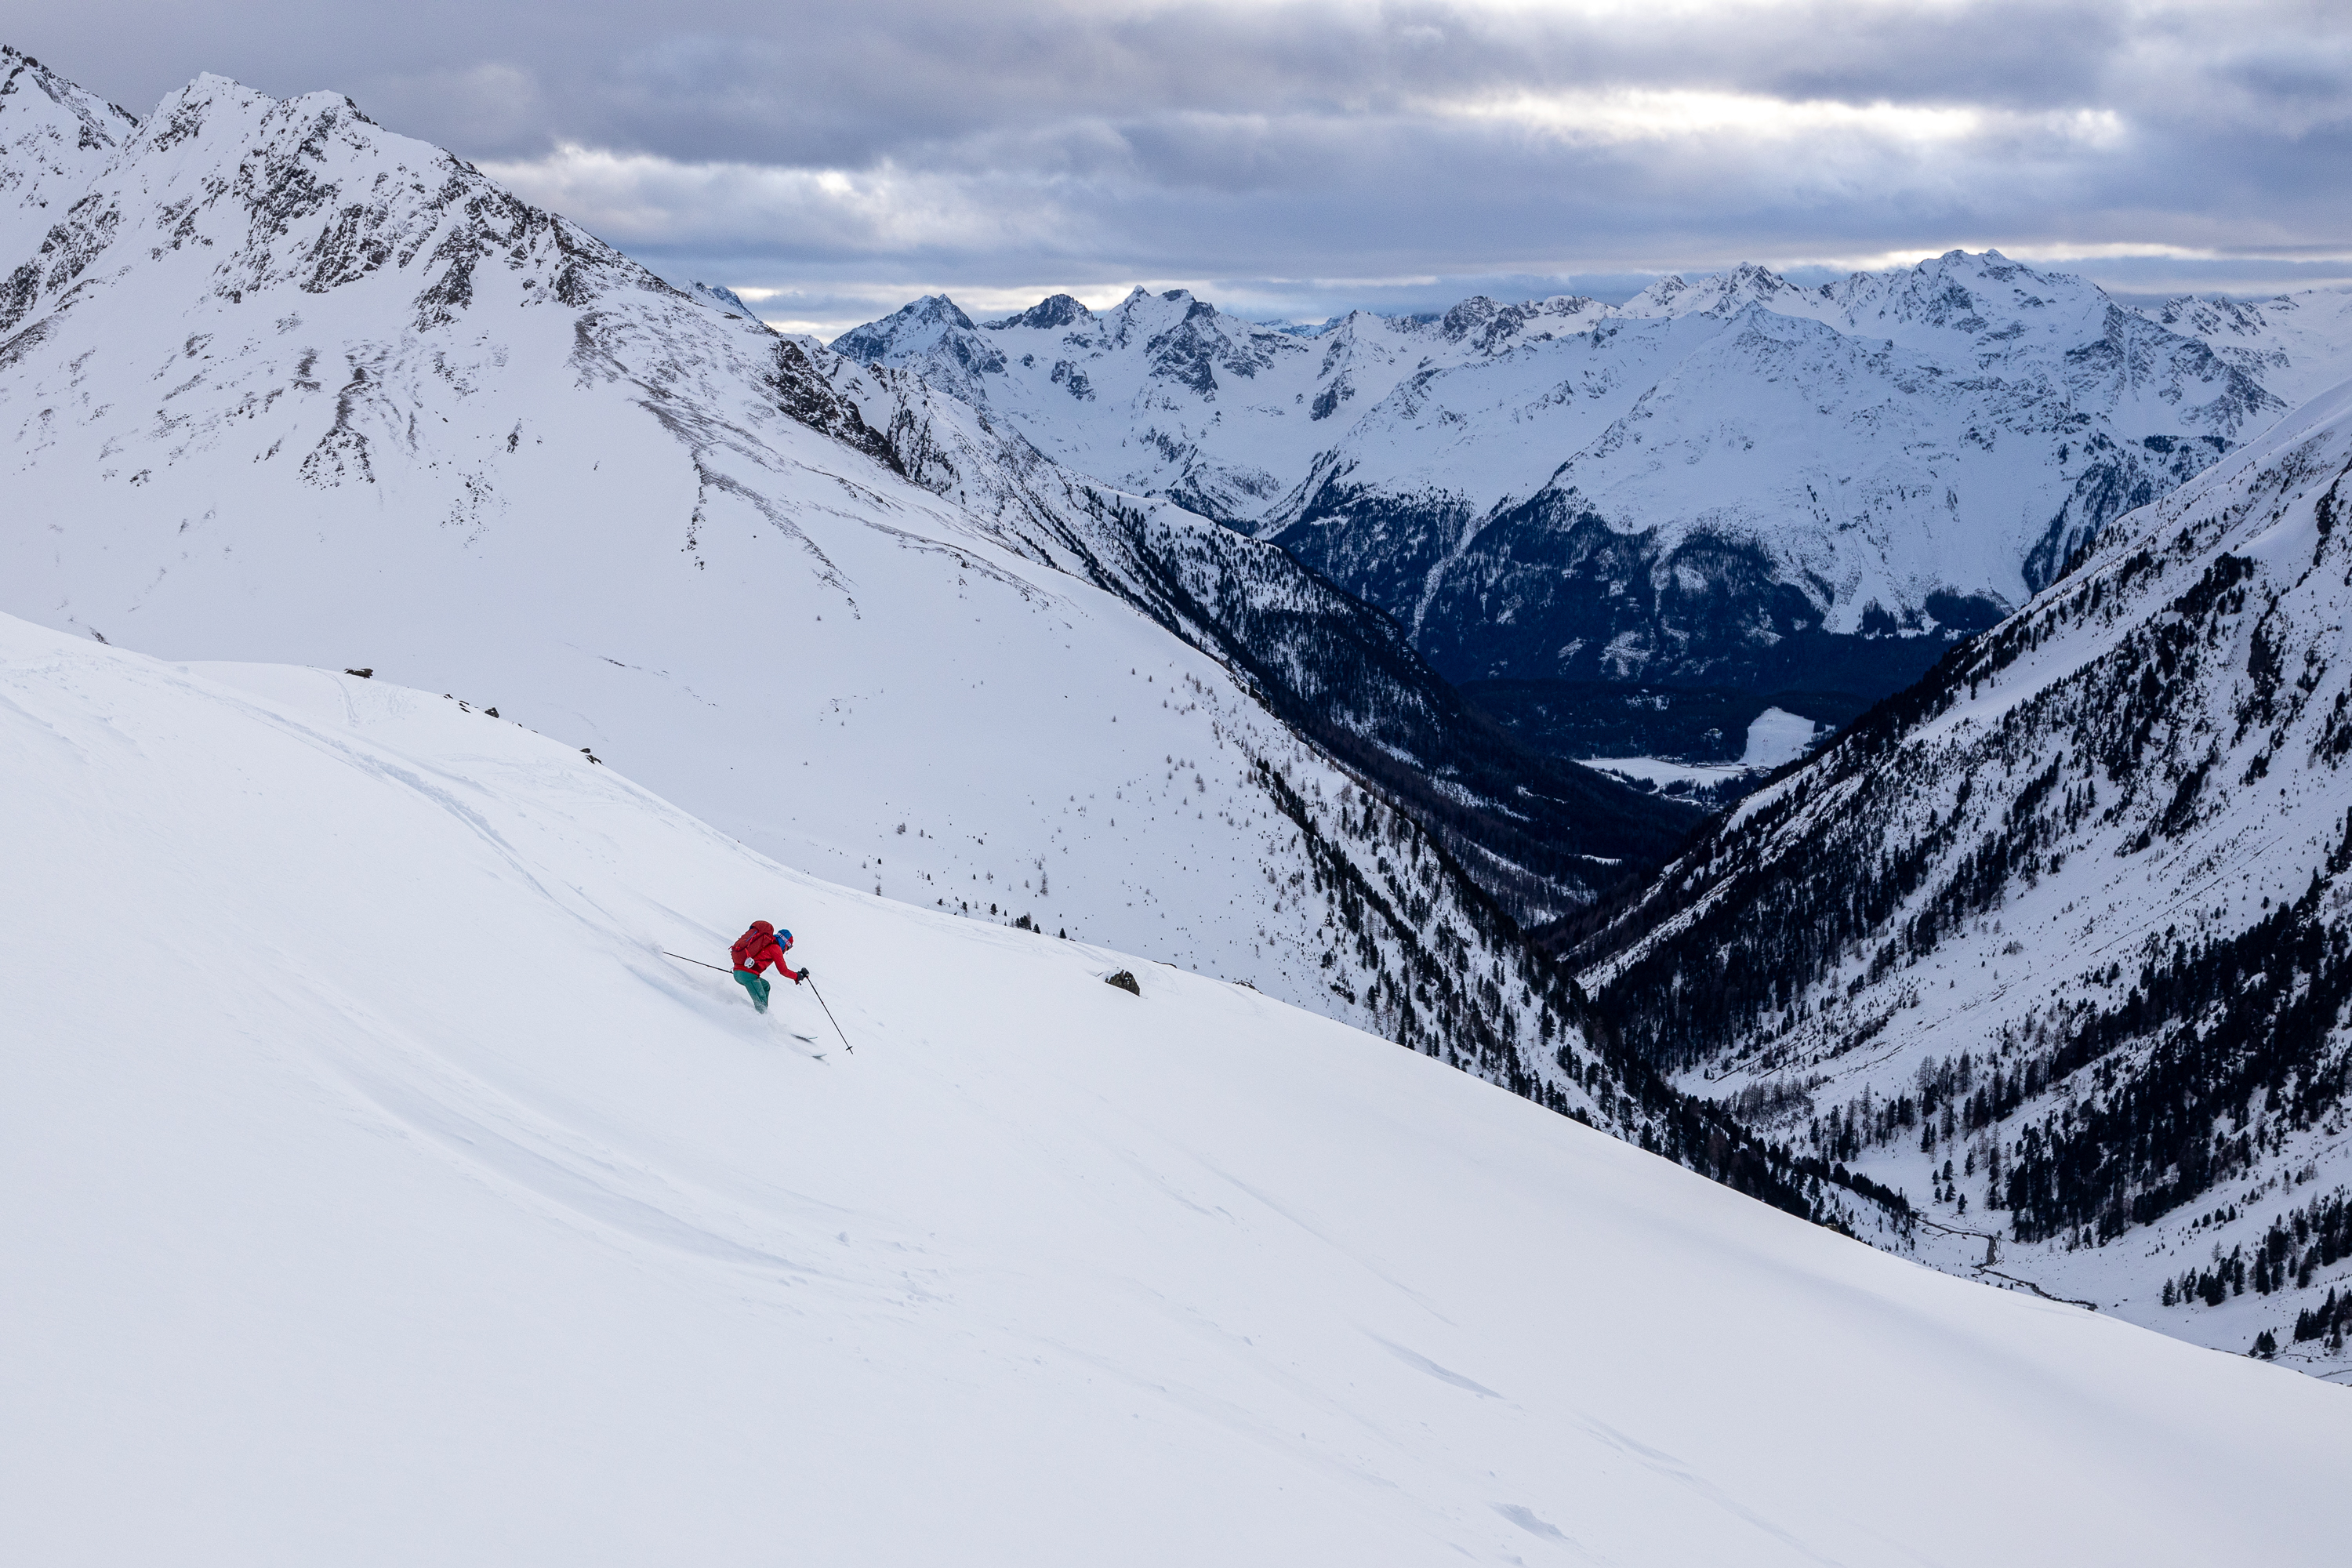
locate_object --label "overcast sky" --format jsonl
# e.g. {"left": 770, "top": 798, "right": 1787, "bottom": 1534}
{"left": 12, "top": 1, "right": 2352, "bottom": 333}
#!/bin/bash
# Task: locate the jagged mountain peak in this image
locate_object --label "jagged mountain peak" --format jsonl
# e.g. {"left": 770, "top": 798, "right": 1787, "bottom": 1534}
{"left": 1, "top": 42, "right": 141, "bottom": 263}
{"left": 1438, "top": 294, "right": 1507, "bottom": 334}
{"left": 829, "top": 292, "right": 1000, "bottom": 396}
{"left": 0, "top": 42, "right": 138, "bottom": 132}
{"left": 1809, "top": 252, "right": 2270, "bottom": 445}
{"left": 1836, "top": 253, "right": 2292, "bottom": 442}
{"left": 1104, "top": 283, "right": 1279, "bottom": 343}
{"left": 147, "top": 71, "right": 380, "bottom": 142}
{"left": 989, "top": 291, "right": 1091, "bottom": 330}
{"left": 1613, "top": 261, "right": 1810, "bottom": 321}
{"left": 1616, "top": 272, "right": 1692, "bottom": 314}
{"left": 917, "top": 291, "right": 977, "bottom": 325}
{"left": 1, "top": 63, "right": 659, "bottom": 349}
{"left": 681, "top": 279, "right": 764, "bottom": 321}
{"left": 1428, "top": 292, "right": 1613, "bottom": 356}
{"left": 1831, "top": 246, "right": 2094, "bottom": 331}
{"left": 835, "top": 290, "right": 978, "bottom": 345}
{"left": 1436, "top": 293, "right": 1597, "bottom": 351}
{"left": 1628, "top": 250, "right": 2113, "bottom": 352}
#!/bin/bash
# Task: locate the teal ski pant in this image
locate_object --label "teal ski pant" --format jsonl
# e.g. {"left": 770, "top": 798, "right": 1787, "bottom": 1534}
{"left": 733, "top": 969, "right": 771, "bottom": 1012}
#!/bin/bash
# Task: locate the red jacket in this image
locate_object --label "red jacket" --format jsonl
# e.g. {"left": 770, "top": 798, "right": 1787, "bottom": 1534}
{"left": 731, "top": 921, "right": 800, "bottom": 981}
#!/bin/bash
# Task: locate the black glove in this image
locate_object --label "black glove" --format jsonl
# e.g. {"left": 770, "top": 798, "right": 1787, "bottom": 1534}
{"left": 796, "top": 967, "right": 810, "bottom": 984}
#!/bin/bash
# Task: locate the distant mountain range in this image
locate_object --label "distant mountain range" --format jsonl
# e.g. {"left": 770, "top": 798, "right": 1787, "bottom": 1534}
{"left": 835, "top": 260, "right": 2352, "bottom": 758}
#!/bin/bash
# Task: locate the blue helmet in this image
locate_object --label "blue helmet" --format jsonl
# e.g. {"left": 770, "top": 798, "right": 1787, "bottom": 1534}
{"left": 779, "top": 929, "right": 793, "bottom": 947}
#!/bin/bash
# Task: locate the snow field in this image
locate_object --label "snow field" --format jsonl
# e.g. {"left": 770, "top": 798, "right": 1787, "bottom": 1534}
{"left": 5, "top": 614, "right": 2349, "bottom": 1565}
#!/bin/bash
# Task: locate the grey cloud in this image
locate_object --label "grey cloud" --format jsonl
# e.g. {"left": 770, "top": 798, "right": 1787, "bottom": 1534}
{"left": 8, "top": 1, "right": 2351, "bottom": 331}
{"left": 26, "top": 2, "right": 2337, "bottom": 161}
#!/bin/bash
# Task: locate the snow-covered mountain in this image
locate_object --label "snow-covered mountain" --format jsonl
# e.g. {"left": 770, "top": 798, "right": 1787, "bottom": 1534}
{"left": 831, "top": 287, "right": 1484, "bottom": 524}
{"left": 1563, "top": 376, "right": 2352, "bottom": 1374}
{"left": 1355, "top": 297, "right": 2241, "bottom": 693}
{"left": 2143, "top": 286, "right": 2352, "bottom": 412}
{"left": 839, "top": 254, "right": 2340, "bottom": 730}
{"left": 0, "top": 43, "right": 135, "bottom": 267}
{"left": 830, "top": 286, "right": 1640, "bottom": 535}
{"left": 9, "top": 612, "right": 2348, "bottom": 1563}
{"left": 0, "top": 56, "right": 1684, "bottom": 1126}
{"left": 669, "top": 277, "right": 764, "bottom": 321}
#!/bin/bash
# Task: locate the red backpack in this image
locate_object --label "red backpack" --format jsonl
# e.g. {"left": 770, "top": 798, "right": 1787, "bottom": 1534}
{"left": 731, "top": 920, "right": 775, "bottom": 971}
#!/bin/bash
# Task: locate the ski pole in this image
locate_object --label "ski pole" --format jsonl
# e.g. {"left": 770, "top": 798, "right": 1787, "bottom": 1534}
{"left": 805, "top": 975, "right": 855, "bottom": 1054}
{"left": 662, "top": 950, "right": 733, "bottom": 974}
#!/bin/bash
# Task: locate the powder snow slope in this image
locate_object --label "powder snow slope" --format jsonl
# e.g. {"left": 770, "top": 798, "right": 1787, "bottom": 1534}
{"left": 1568, "top": 376, "right": 2352, "bottom": 1373}
{"left": 0, "top": 58, "right": 1675, "bottom": 1080}
{"left": 4, "top": 612, "right": 2344, "bottom": 1566}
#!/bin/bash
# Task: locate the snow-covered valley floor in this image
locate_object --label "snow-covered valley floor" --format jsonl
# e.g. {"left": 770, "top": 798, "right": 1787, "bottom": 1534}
{"left": 1580, "top": 706, "right": 1826, "bottom": 799}
{"left": 5, "top": 612, "right": 2347, "bottom": 1564}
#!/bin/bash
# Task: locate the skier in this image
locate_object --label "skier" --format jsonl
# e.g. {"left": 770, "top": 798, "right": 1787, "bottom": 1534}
{"left": 728, "top": 920, "right": 807, "bottom": 1014}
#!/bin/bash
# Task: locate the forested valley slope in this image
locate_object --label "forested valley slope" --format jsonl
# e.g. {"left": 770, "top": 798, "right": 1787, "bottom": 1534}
{"left": 1566, "top": 378, "right": 2352, "bottom": 1377}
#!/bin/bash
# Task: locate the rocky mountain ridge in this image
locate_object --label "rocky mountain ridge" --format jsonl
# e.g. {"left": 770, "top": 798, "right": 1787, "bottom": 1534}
{"left": 2142, "top": 285, "right": 2352, "bottom": 411}
{"left": 0, "top": 44, "right": 135, "bottom": 267}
